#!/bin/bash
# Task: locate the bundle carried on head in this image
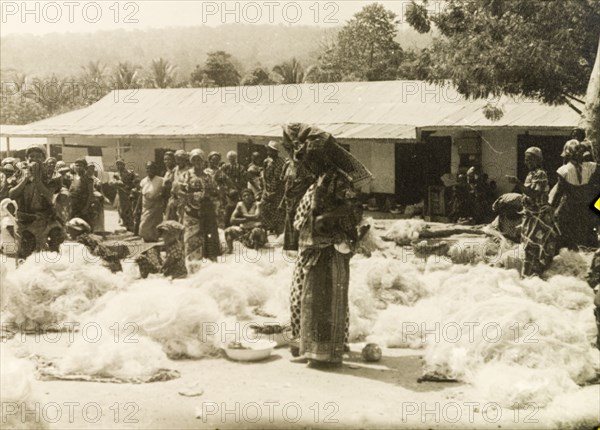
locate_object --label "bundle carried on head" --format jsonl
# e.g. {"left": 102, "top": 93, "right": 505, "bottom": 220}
{"left": 282, "top": 123, "right": 373, "bottom": 188}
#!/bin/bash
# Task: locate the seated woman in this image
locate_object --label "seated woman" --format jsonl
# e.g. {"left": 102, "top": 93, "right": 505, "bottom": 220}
{"left": 135, "top": 220, "right": 188, "bottom": 279}
{"left": 66, "top": 218, "right": 122, "bottom": 273}
{"left": 224, "top": 188, "right": 267, "bottom": 253}
{"left": 490, "top": 193, "right": 523, "bottom": 242}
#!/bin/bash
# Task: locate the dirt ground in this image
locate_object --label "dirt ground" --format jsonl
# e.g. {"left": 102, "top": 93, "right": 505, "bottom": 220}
{"left": 1, "top": 209, "right": 596, "bottom": 429}
{"left": 12, "top": 336, "right": 557, "bottom": 430}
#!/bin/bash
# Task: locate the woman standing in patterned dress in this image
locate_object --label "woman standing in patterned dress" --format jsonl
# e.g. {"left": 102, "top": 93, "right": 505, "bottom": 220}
{"left": 180, "top": 149, "right": 221, "bottom": 264}
{"left": 506, "top": 147, "right": 558, "bottom": 277}
{"left": 286, "top": 125, "right": 372, "bottom": 367}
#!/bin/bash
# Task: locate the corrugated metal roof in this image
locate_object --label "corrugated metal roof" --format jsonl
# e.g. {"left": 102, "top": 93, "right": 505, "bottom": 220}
{"left": 0, "top": 81, "right": 581, "bottom": 140}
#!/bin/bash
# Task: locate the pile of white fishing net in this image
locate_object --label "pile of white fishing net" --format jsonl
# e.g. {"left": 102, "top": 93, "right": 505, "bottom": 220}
{"left": 1, "top": 227, "right": 597, "bottom": 418}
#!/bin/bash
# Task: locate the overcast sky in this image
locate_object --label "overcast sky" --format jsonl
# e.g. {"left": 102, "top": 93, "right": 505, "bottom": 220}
{"left": 0, "top": 1, "right": 434, "bottom": 36}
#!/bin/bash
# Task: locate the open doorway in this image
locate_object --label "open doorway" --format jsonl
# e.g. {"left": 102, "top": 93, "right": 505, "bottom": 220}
{"left": 517, "top": 134, "right": 569, "bottom": 186}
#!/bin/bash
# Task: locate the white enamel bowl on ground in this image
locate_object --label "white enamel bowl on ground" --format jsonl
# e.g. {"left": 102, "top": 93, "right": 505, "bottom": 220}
{"left": 224, "top": 340, "right": 278, "bottom": 362}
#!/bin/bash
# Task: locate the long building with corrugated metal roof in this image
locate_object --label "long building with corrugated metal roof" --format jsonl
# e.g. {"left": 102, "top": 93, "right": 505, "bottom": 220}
{"left": 0, "top": 80, "right": 581, "bottom": 206}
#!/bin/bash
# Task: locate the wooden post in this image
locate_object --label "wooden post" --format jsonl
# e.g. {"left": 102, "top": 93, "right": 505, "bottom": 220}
{"left": 46, "top": 139, "right": 51, "bottom": 158}
{"left": 61, "top": 137, "right": 65, "bottom": 161}
{"left": 181, "top": 138, "right": 186, "bottom": 151}
{"left": 116, "top": 139, "right": 121, "bottom": 160}
{"left": 6, "top": 137, "right": 10, "bottom": 157}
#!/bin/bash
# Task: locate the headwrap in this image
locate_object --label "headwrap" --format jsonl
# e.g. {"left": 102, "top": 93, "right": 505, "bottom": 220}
{"left": 189, "top": 149, "right": 206, "bottom": 161}
{"left": 267, "top": 141, "right": 280, "bottom": 152}
{"left": 157, "top": 220, "right": 185, "bottom": 235}
{"left": 1, "top": 157, "right": 16, "bottom": 166}
{"left": 45, "top": 157, "right": 57, "bottom": 165}
{"left": 174, "top": 149, "right": 188, "bottom": 159}
{"left": 282, "top": 123, "right": 372, "bottom": 187}
{"left": 55, "top": 161, "right": 70, "bottom": 173}
{"left": 25, "top": 145, "right": 46, "bottom": 158}
{"left": 226, "top": 151, "right": 237, "bottom": 159}
{"left": 163, "top": 151, "right": 175, "bottom": 159}
{"left": 208, "top": 151, "right": 221, "bottom": 161}
{"left": 240, "top": 188, "right": 254, "bottom": 198}
{"left": 561, "top": 140, "right": 579, "bottom": 159}
{"left": 66, "top": 218, "right": 91, "bottom": 233}
{"left": 525, "top": 146, "right": 543, "bottom": 161}
{"left": 74, "top": 157, "right": 88, "bottom": 167}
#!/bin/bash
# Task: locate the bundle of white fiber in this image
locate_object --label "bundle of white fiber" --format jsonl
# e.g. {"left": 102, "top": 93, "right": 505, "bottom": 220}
{"left": 363, "top": 257, "right": 427, "bottom": 307}
{"left": 423, "top": 296, "right": 598, "bottom": 405}
{"left": 522, "top": 275, "right": 595, "bottom": 311}
{"left": 367, "top": 300, "right": 443, "bottom": 349}
{"left": 470, "top": 363, "right": 579, "bottom": 408}
{"left": 544, "top": 386, "right": 600, "bottom": 429}
{"left": 544, "top": 248, "right": 590, "bottom": 280}
{"left": 185, "top": 254, "right": 293, "bottom": 321}
{"left": 80, "top": 281, "right": 223, "bottom": 359}
{"left": 447, "top": 235, "right": 503, "bottom": 265}
{"left": 4, "top": 244, "right": 126, "bottom": 329}
{"left": 1, "top": 345, "right": 48, "bottom": 429}
{"left": 383, "top": 219, "right": 426, "bottom": 244}
{"left": 0, "top": 260, "right": 7, "bottom": 309}
{"left": 55, "top": 333, "right": 169, "bottom": 381}
{"left": 356, "top": 217, "right": 386, "bottom": 255}
{"left": 348, "top": 256, "right": 382, "bottom": 340}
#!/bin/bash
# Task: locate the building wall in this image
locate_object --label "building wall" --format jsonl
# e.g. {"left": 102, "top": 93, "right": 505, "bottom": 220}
{"left": 48, "top": 128, "right": 569, "bottom": 196}
{"left": 339, "top": 139, "right": 396, "bottom": 194}
{"left": 435, "top": 129, "right": 519, "bottom": 195}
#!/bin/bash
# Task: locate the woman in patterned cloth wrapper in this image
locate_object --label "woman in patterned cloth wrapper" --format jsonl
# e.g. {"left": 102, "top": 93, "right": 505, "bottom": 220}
{"left": 205, "top": 151, "right": 229, "bottom": 229}
{"left": 261, "top": 141, "right": 286, "bottom": 235}
{"left": 135, "top": 220, "right": 188, "bottom": 279}
{"left": 224, "top": 188, "right": 267, "bottom": 253}
{"left": 66, "top": 217, "right": 122, "bottom": 273}
{"left": 180, "top": 149, "right": 221, "bottom": 264}
{"left": 165, "top": 150, "right": 190, "bottom": 223}
{"left": 280, "top": 124, "right": 315, "bottom": 251}
{"left": 506, "top": 147, "right": 558, "bottom": 277}
{"left": 287, "top": 124, "right": 372, "bottom": 367}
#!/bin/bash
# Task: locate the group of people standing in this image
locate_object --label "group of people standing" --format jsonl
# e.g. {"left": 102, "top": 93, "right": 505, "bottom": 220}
{"left": 111, "top": 143, "right": 290, "bottom": 263}
{"left": 0, "top": 146, "right": 106, "bottom": 259}
{"left": 506, "top": 131, "right": 599, "bottom": 277}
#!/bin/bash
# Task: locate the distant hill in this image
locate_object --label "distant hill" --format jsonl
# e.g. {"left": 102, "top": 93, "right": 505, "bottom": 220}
{"left": 0, "top": 24, "right": 434, "bottom": 78}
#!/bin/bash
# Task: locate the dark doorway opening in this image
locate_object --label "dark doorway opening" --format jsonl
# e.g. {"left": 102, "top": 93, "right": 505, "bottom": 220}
{"left": 237, "top": 140, "right": 267, "bottom": 168}
{"left": 394, "top": 135, "right": 452, "bottom": 204}
{"left": 517, "top": 134, "right": 569, "bottom": 186}
{"left": 155, "top": 148, "right": 179, "bottom": 176}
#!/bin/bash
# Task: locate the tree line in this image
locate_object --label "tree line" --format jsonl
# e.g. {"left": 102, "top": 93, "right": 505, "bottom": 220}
{"left": 1, "top": 0, "right": 598, "bottom": 145}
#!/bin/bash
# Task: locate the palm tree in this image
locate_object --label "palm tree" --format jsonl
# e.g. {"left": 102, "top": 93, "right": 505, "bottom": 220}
{"left": 80, "top": 60, "right": 107, "bottom": 85}
{"left": 148, "top": 58, "right": 177, "bottom": 89}
{"left": 31, "top": 75, "right": 77, "bottom": 114}
{"left": 113, "top": 62, "right": 141, "bottom": 89}
{"left": 272, "top": 58, "right": 305, "bottom": 84}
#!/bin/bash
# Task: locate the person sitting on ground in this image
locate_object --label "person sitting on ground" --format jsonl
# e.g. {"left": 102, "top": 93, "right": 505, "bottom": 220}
{"left": 66, "top": 217, "right": 122, "bottom": 273}
{"left": 134, "top": 220, "right": 188, "bottom": 279}
{"left": 490, "top": 193, "right": 523, "bottom": 242}
{"left": 224, "top": 188, "right": 267, "bottom": 253}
